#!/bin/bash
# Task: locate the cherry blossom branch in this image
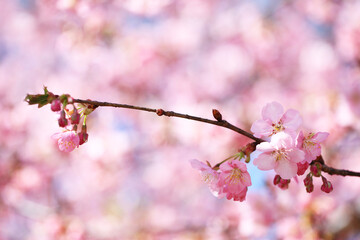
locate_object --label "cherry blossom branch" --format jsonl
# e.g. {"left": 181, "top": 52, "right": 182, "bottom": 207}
{"left": 73, "top": 98, "right": 264, "bottom": 144}
{"left": 25, "top": 89, "right": 360, "bottom": 179}
{"left": 74, "top": 98, "right": 360, "bottom": 178}
{"left": 74, "top": 98, "right": 360, "bottom": 177}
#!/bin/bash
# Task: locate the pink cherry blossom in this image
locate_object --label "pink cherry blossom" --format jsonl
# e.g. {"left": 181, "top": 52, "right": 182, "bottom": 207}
{"left": 218, "top": 160, "right": 252, "bottom": 202}
{"left": 253, "top": 132, "right": 305, "bottom": 179}
{"left": 250, "top": 102, "right": 302, "bottom": 139}
{"left": 190, "top": 159, "right": 251, "bottom": 202}
{"left": 296, "top": 131, "right": 329, "bottom": 163}
{"left": 190, "top": 159, "right": 220, "bottom": 193}
{"left": 52, "top": 131, "right": 80, "bottom": 152}
{"left": 224, "top": 187, "right": 248, "bottom": 202}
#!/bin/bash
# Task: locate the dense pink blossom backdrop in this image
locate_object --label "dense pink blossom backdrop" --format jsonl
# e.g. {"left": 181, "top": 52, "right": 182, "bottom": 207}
{"left": 1, "top": 0, "right": 360, "bottom": 239}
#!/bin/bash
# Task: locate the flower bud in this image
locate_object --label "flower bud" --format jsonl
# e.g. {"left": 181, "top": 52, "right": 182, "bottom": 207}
{"left": 306, "top": 184, "right": 314, "bottom": 193}
{"left": 71, "top": 110, "right": 80, "bottom": 125}
{"left": 310, "top": 162, "right": 322, "bottom": 177}
{"left": 79, "top": 125, "right": 88, "bottom": 145}
{"left": 58, "top": 110, "right": 68, "bottom": 127}
{"left": 320, "top": 176, "right": 333, "bottom": 193}
{"left": 321, "top": 181, "right": 333, "bottom": 193}
{"left": 273, "top": 174, "right": 281, "bottom": 185}
{"left": 51, "top": 99, "right": 61, "bottom": 112}
{"left": 156, "top": 109, "right": 164, "bottom": 116}
{"left": 78, "top": 132, "right": 89, "bottom": 145}
{"left": 304, "top": 173, "right": 313, "bottom": 186}
{"left": 212, "top": 109, "right": 222, "bottom": 121}
{"left": 304, "top": 173, "right": 314, "bottom": 193}
{"left": 278, "top": 179, "right": 291, "bottom": 190}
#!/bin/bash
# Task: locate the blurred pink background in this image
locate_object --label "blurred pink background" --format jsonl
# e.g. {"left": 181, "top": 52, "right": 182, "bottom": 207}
{"left": 1, "top": 0, "right": 360, "bottom": 239}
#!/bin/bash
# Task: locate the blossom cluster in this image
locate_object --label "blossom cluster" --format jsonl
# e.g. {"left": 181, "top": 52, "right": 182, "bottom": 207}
{"left": 191, "top": 102, "right": 331, "bottom": 202}
{"left": 190, "top": 158, "right": 252, "bottom": 202}
{"left": 25, "top": 88, "right": 91, "bottom": 152}
{"left": 251, "top": 102, "right": 329, "bottom": 182}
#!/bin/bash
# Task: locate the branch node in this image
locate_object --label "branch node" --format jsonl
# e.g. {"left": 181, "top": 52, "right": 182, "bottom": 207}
{"left": 156, "top": 109, "right": 165, "bottom": 116}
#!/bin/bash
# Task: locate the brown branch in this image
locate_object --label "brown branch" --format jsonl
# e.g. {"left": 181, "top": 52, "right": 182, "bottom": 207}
{"left": 314, "top": 156, "right": 360, "bottom": 177}
{"left": 74, "top": 98, "right": 264, "bottom": 144}
{"left": 321, "top": 165, "right": 360, "bottom": 177}
{"left": 74, "top": 98, "right": 360, "bottom": 178}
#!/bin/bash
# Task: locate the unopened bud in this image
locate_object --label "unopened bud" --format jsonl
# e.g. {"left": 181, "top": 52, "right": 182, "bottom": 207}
{"left": 306, "top": 184, "right": 314, "bottom": 193}
{"left": 278, "top": 179, "right": 291, "bottom": 190}
{"left": 71, "top": 110, "right": 80, "bottom": 125}
{"left": 321, "top": 180, "right": 333, "bottom": 193}
{"left": 78, "top": 132, "right": 89, "bottom": 145}
{"left": 58, "top": 110, "right": 68, "bottom": 127}
{"left": 212, "top": 109, "right": 222, "bottom": 121}
{"left": 310, "top": 162, "right": 322, "bottom": 177}
{"left": 273, "top": 175, "right": 281, "bottom": 185}
{"left": 304, "top": 173, "right": 313, "bottom": 186}
{"left": 156, "top": 109, "right": 164, "bottom": 116}
{"left": 244, "top": 142, "right": 256, "bottom": 155}
{"left": 51, "top": 99, "right": 62, "bottom": 112}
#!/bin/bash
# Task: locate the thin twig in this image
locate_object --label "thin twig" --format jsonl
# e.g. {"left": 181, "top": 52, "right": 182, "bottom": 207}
{"left": 74, "top": 98, "right": 264, "bottom": 144}
{"left": 314, "top": 156, "right": 360, "bottom": 177}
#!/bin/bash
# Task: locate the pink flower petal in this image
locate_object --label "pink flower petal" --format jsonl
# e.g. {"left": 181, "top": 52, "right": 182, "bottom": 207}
{"left": 304, "top": 145, "right": 321, "bottom": 162}
{"left": 288, "top": 149, "right": 305, "bottom": 163}
{"left": 253, "top": 152, "right": 276, "bottom": 170}
{"left": 281, "top": 109, "right": 302, "bottom": 131}
{"left": 230, "top": 160, "right": 248, "bottom": 172}
{"left": 296, "top": 131, "right": 305, "bottom": 148}
{"left": 312, "top": 132, "right": 329, "bottom": 143}
{"left": 261, "top": 102, "right": 284, "bottom": 123}
{"left": 219, "top": 161, "right": 234, "bottom": 172}
{"left": 241, "top": 171, "right": 252, "bottom": 186}
{"left": 271, "top": 132, "right": 294, "bottom": 149}
{"left": 275, "top": 159, "right": 298, "bottom": 179}
{"left": 190, "top": 159, "right": 209, "bottom": 171}
{"left": 256, "top": 142, "right": 276, "bottom": 153}
{"left": 250, "top": 119, "right": 273, "bottom": 138}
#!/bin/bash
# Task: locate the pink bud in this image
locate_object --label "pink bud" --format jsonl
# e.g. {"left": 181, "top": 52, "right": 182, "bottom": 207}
{"left": 306, "top": 184, "right": 314, "bottom": 193}
{"left": 273, "top": 174, "right": 281, "bottom": 185}
{"left": 71, "top": 111, "right": 80, "bottom": 125}
{"left": 51, "top": 99, "right": 61, "bottom": 112}
{"left": 58, "top": 110, "right": 68, "bottom": 128}
{"left": 320, "top": 176, "right": 333, "bottom": 193}
{"left": 310, "top": 162, "right": 321, "bottom": 177}
{"left": 321, "top": 181, "right": 333, "bottom": 193}
{"left": 277, "top": 179, "right": 290, "bottom": 190}
{"left": 304, "top": 173, "right": 313, "bottom": 186}
{"left": 78, "top": 132, "right": 88, "bottom": 145}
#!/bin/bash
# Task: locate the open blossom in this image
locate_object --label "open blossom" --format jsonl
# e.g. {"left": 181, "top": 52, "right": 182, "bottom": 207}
{"left": 253, "top": 132, "right": 305, "bottom": 179}
{"left": 52, "top": 131, "right": 80, "bottom": 152}
{"left": 219, "top": 160, "right": 252, "bottom": 201}
{"left": 251, "top": 102, "right": 302, "bottom": 139}
{"left": 296, "top": 131, "right": 329, "bottom": 163}
{"left": 190, "top": 159, "right": 220, "bottom": 194}
{"left": 190, "top": 159, "right": 251, "bottom": 202}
